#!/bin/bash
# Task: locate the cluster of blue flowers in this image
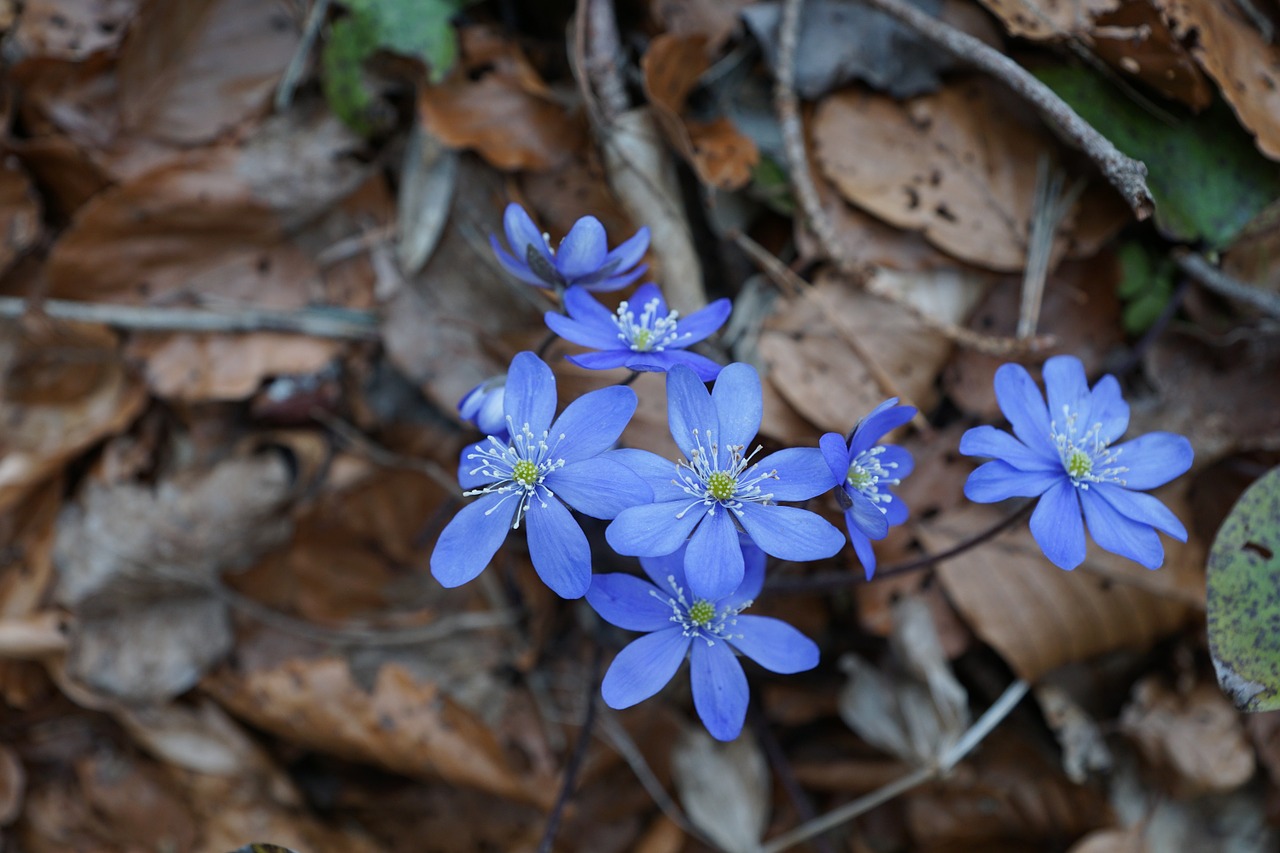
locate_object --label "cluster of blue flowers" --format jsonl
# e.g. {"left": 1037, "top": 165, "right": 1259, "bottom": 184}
{"left": 433, "top": 205, "right": 1194, "bottom": 740}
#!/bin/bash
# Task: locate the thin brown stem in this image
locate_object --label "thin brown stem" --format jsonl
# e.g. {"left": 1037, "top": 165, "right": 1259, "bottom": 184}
{"left": 538, "top": 645, "right": 604, "bottom": 853}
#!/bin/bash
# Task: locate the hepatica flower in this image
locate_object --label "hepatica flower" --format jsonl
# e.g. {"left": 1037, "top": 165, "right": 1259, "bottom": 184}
{"left": 458, "top": 374, "right": 506, "bottom": 437}
{"left": 606, "top": 363, "right": 844, "bottom": 600}
{"left": 431, "top": 352, "right": 651, "bottom": 599}
{"left": 960, "top": 355, "right": 1193, "bottom": 570}
{"left": 820, "top": 398, "right": 916, "bottom": 580}
{"left": 545, "top": 283, "right": 730, "bottom": 380}
{"left": 491, "top": 203, "right": 649, "bottom": 292}
{"left": 587, "top": 538, "right": 819, "bottom": 741}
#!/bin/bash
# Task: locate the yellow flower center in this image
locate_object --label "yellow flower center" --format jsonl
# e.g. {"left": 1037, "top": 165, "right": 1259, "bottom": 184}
{"left": 706, "top": 471, "right": 736, "bottom": 502}
{"left": 688, "top": 599, "right": 716, "bottom": 626}
{"left": 513, "top": 459, "right": 540, "bottom": 486}
{"left": 1066, "top": 449, "right": 1092, "bottom": 480}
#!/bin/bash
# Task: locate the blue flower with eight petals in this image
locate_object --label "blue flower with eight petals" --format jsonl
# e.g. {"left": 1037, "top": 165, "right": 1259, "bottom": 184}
{"left": 820, "top": 398, "right": 916, "bottom": 580}
{"left": 431, "top": 352, "right": 651, "bottom": 598}
{"left": 606, "top": 363, "right": 844, "bottom": 600}
{"left": 959, "top": 355, "right": 1193, "bottom": 570}
{"left": 587, "top": 538, "right": 819, "bottom": 741}
{"left": 490, "top": 203, "right": 650, "bottom": 292}
{"left": 545, "top": 283, "right": 730, "bottom": 380}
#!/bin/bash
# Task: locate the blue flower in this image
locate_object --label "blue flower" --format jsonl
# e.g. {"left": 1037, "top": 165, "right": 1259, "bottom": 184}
{"left": 820, "top": 398, "right": 916, "bottom": 580}
{"left": 490, "top": 203, "right": 650, "bottom": 292}
{"left": 959, "top": 355, "right": 1193, "bottom": 570}
{"left": 458, "top": 374, "right": 507, "bottom": 437}
{"left": 431, "top": 352, "right": 652, "bottom": 598}
{"left": 545, "top": 283, "right": 730, "bottom": 380}
{"left": 587, "top": 538, "right": 819, "bottom": 741}
{"left": 606, "top": 363, "right": 844, "bottom": 600}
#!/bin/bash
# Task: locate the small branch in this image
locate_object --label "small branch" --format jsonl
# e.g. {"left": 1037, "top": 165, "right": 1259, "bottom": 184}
{"left": 275, "top": 0, "right": 334, "bottom": 111}
{"left": 857, "top": 0, "right": 1153, "bottom": 219}
{"left": 1172, "top": 249, "right": 1280, "bottom": 318}
{"left": 766, "top": 501, "right": 1033, "bottom": 594}
{"left": 0, "top": 297, "right": 380, "bottom": 341}
{"left": 760, "top": 679, "right": 1030, "bottom": 853}
{"left": 538, "top": 646, "right": 604, "bottom": 853}
{"left": 751, "top": 703, "right": 837, "bottom": 853}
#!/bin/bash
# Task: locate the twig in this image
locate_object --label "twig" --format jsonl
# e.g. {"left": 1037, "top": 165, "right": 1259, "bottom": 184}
{"left": 751, "top": 702, "right": 837, "bottom": 853}
{"left": 857, "top": 0, "right": 1153, "bottom": 219}
{"left": 0, "top": 297, "right": 379, "bottom": 341}
{"left": 538, "top": 646, "right": 604, "bottom": 853}
{"left": 766, "top": 501, "right": 1033, "bottom": 594}
{"left": 311, "top": 409, "right": 461, "bottom": 495}
{"left": 760, "top": 678, "right": 1031, "bottom": 853}
{"left": 596, "top": 710, "right": 702, "bottom": 838}
{"left": 1172, "top": 249, "right": 1280, "bottom": 318}
{"left": 275, "top": 0, "right": 333, "bottom": 111}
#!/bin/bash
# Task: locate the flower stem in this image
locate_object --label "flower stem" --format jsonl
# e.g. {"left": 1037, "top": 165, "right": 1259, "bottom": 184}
{"left": 537, "top": 644, "right": 603, "bottom": 853}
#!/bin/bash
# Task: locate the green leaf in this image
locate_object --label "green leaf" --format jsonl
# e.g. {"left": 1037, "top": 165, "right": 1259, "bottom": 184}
{"left": 1207, "top": 466, "right": 1280, "bottom": 712}
{"left": 1115, "top": 241, "right": 1175, "bottom": 334}
{"left": 322, "top": 15, "right": 381, "bottom": 135}
{"left": 1036, "top": 65, "right": 1280, "bottom": 248}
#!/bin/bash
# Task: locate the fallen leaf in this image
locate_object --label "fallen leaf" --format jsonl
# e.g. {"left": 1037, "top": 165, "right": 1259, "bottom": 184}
{"left": 1035, "top": 683, "right": 1113, "bottom": 783}
{"left": 7, "top": 0, "right": 137, "bottom": 61}
{"left": 1067, "top": 826, "right": 1146, "bottom": 853}
{"left": 671, "top": 726, "right": 770, "bottom": 853}
{"left": 974, "top": 0, "right": 1118, "bottom": 40}
{"left": 0, "top": 744, "right": 23, "bottom": 825}
{"left": 0, "top": 158, "right": 42, "bottom": 275}
{"left": 1090, "top": 1, "right": 1213, "bottom": 109}
{"left": 649, "top": 0, "right": 755, "bottom": 54}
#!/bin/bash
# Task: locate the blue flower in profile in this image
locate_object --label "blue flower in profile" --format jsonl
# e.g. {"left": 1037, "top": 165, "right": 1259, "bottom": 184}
{"left": 431, "top": 352, "right": 651, "bottom": 599}
{"left": 458, "top": 374, "right": 507, "bottom": 437}
{"left": 490, "top": 203, "right": 650, "bottom": 292}
{"left": 959, "top": 355, "right": 1193, "bottom": 571}
{"left": 587, "top": 538, "right": 819, "bottom": 741}
{"left": 545, "top": 284, "right": 730, "bottom": 380}
{"left": 820, "top": 398, "right": 916, "bottom": 580}
{"left": 606, "top": 363, "right": 844, "bottom": 601}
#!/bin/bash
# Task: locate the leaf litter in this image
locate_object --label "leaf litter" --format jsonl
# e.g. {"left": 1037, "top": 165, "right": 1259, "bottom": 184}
{"left": 0, "top": 0, "right": 1278, "bottom": 850}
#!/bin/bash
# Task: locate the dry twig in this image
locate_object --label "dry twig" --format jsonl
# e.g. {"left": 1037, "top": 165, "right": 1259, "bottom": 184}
{"left": 1173, "top": 249, "right": 1280, "bottom": 318}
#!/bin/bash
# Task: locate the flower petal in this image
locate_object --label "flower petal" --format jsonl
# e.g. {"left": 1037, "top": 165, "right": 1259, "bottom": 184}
{"left": 626, "top": 350, "right": 723, "bottom": 381}
{"left": 736, "top": 503, "right": 844, "bottom": 561}
{"left": 759, "top": 446, "right": 834, "bottom": 501}
{"left": 711, "top": 363, "right": 763, "bottom": 462}
{"left": 690, "top": 640, "right": 749, "bottom": 741}
{"left": 849, "top": 399, "right": 915, "bottom": 457}
{"left": 609, "top": 448, "right": 687, "bottom": 501}
{"left": 525, "top": 497, "right": 591, "bottom": 598}
{"left": 607, "top": 500, "right": 704, "bottom": 556}
{"left": 549, "top": 384, "right": 636, "bottom": 463}
{"left": 819, "top": 432, "right": 851, "bottom": 484}
{"left": 1043, "top": 354, "right": 1092, "bottom": 429}
{"left": 556, "top": 216, "right": 608, "bottom": 280}
{"left": 603, "top": 226, "right": 651, "bottom": 274}
{"left": 491, "top": 238, "right": 551, "bottom": 287}
{"left": 628, "top": 282, "right": 666, "bottom": 313}
{"left": 566, "top": 350, "right": 634, "bottom": 371}
{"left": 722, "top": 538, "right": 767, "bottom": 607}
{"left": 993, "top": 362, "right": 1056, "bottom": 459}
{"left": 879, "top": 445, "right": 914, "bottom": 479}
{"left": 504, "top": 352, "right": 557, "bottom": 436}
{"left": 729, "top": 615, "right": 819, "bottom": 674}
{"left": 1111, "top": 432, "right": 1194, "bottom": 490}
{"left": 845, "top": 489, "right": 888, "bottom": 540}
{"left": 882, "top": 492, "right": 909, "bottom": 526}
{"left": 640, "top": 548, "right": 688, "bottom": 593}
{"left": 601, "top": 628, "right": 689, "bottom": 709}
{"left": 675, "top": 298, "right": 732, "bottom": 345}
{"left": 964, "top": 461, "right": 1061, "bottom": 502}
{"left": 1089, "top": 374, "right": 1130, "bottom": 445}
{"left": 503, "top": 203, "right": 550, "bottom": 265}
{"left": 684, "top": 509, "right": 744, "bottom": 600}
{"left": 1092, "top": 482, "right": 1187, "bottom": 542}
{"left": 666, "top": 364, "right": 718, "bottom": 460}
{"left": 563, "top": 284, "right": 618, "bottom": 326}
{"left": 1029, "top": 479, "right": 1086, "bottom": 570}
{"left": 1080, "top": 488, "right": 1164, "bottom": 569}
{"left": 547, "top": 457, "right": 651, "bottom": 519}
{"left": 545, "top": 312, "right": 623, "bottom": 350}
{"left": 430, "top": 492, "right": 512, "bottom": 588}
{"left": 587, "top": 573, "right": 676, "bottom": 631}
{"left": 959, "top": 425, "right": 1058, "bottom": 471}
{"left": 581, "top": 264, "right": 647, "bottom": 293}
{"left": 846, "top": 518, "right": 878, "bottom": 579}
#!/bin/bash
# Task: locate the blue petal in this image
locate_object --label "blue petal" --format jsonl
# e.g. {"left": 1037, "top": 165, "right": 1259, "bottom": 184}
{"left": 1111, "top": 432, "right": 1194, "bottom": 491}
{"left": 567, "top": 350, "right": 634, "bottom": 370}
{"left": 626, "top": 350, "right": 723, "bottom": 381}
{"left": 547, "top": 457, "right": 651, "bottom": 519}
{"left": 607, "top": 500, "right": 704, "bottom": 556}
{"left": 729, "top": 616, "right": 819, "bottom": 674}
{"left": 545, "top": 312, "right": 623, "bottom": 350}
{"left": 563, "top": 284, "right": 618, "bottom": 326}
{"left": 602, "top": 226, "right": 651, "bottom": 275}
{"left": 690, "top": 641, "right": 748, "bottom": 741}
{"left": 1029, "top": 480, "right": 1086, "bottom": 570}
{"left": 505, "top": 352, "right": 557, "bottom": 437}
{"left": 628, "top": 282, "right": 666, "bottom": 313}
{"left": 1043, "top": 355, "right": 1092, "bottom": 429}
{"left": 503, "top": 203, "right": 552, "bottom": 267}
{"left": 879, "top": 445, "right": 914, "bottom": 479}
{"left": 882, "top": 492, "right": 909, "bottom": 526}
{"left": 758, "top": 447, "right": 833, "bottom": 501}
{"left": 676, "top": 298, "right": 732, "bottom": 345}
{"left": 721, "top": 538, "right": 766, "bottom": 607}
{"left": 666, "top": 365, "right": 718, "bottom": 460}
{"left": 964, "top": 461, "right": 1061, "bottom": 502}
{"left": 587, "top": 573, "right": 676, "bottom": 631}
{"left": 819, "top": 432, "right": 851, "bottom": 484}
{"left": 845, "top": 489, "right": 888, "bottom": 539}
{"left": 959, "top": 425, "right": 1058, "bottom": 471}
{"left": 1088, "top": 374, "right": 1130, "bottom": 445}
{"left": 491, "top": 238, "right": 550, "bottom": 287}
{"left": 609, "top": 448, "right": 687, "bottom": 501}
{"left": 846, "top": 522, "right": 877, "bottom": 579}
{"left": 556, "top": 216, "right": 609, "bottom": 280}
{"left": 601, "top": 628, "right": 690, "bottom": 709}
{"left": 1092, "top": 482, "right": 1187, "bottom": 542}
{"left": 1080, "top": 488, "right": 1164, "bottom": 569}
{"left": 525, "top": 497, "right": 591, "bottom": 598}
{"left": 684, "top": 509, "right": 744, "bottom": 600}
{"left": 850, "top": 400, "right": 915, "bottom": 457}
{"left": 711, "top": 363, "right": 763, "bottom": 464}
{"left": 580, "top": 264, "right": 646, "bottom": 293}
{"left": 457, "top": 442, "right": 493, "bottom": 490}
{"left": 549, "top": 385, "right": 636, "bottom": 463}
{"left": 640, "top": 547, "right": 689, "bottom": 593}
{"left": 430, "top": 492, "right": 512, "bottom": 588}
{"left": 993, "top": 363, "right": 1056, "bottom": 459}
{"left": 736, "top": 503, "right": 844, "bottom": 561}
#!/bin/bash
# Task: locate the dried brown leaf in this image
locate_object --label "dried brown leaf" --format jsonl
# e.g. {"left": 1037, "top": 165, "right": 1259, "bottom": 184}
{"left": 974, "top": 0, "right": 1119, "bottom": 40}
{"left": 1091, "top": 1, "right": 1213, "bottom": 109}
{"left": 8, "top": 0, "right": 138, "bottom": 61}
{"left": 0, "top": 159, "right": 42, "bottom": 275}
{"left": 671, "top": 726, "right": 770, "bottom": 853}
{"left": 1068, "top": 827, "right": 1147, "bottom": 853}
{"left": 649, "top": 0, "right": 755, "bottom": 54}
{"left": 0, "top": 744, "right": 24, "bottom": 825}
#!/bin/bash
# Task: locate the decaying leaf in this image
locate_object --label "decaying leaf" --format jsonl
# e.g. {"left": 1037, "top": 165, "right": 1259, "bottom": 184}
{"left": 1035, "top": 683, "right": 1113, "bottom": 783}
{"left": 650, "top": 0, "right": 755, "bottom": 53}
{"left": 0, "top": 158, "right": 42, "bottom": 275}
{"left": 8, "top": 0, "right": 139, "bottom": 61}
{"left": 671, "top": 725, "right": 770, "bottom": 853}
{"left": 974, "top": 0, "right": 1118, "bottom": 40}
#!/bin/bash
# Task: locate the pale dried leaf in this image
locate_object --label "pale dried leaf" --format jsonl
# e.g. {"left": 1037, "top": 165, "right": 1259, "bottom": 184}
{"left": 0, "top": 744, "right": 23, "bottom": 825}
{"left": 396, "top": 122, "right": 458, "bottom": 274}
{"left": 0, "top": 158, "right": 42, "bottom": 274}
{"left": 1068, "top": 827, "right": 1147, "bottom": 853}
{"left": 8, "top": 0, "right": 138, "bottom": 61}
{"left": 115, "top": 698, "right": 279, "bottom": 777}
{"left": 974, "top": 0, "right": 1119, "bottom": 40}
{"left": 671, "top": 726, "right": 769, "bottom": 853}
{"left": 649, "top": 0, "right": 755, "bottom": 54}
{"left": 889, "top": 595, "right": 969, "bottom": 737}
{"left": 1035, "top": 683, "right": 1113, "bottom": 783}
